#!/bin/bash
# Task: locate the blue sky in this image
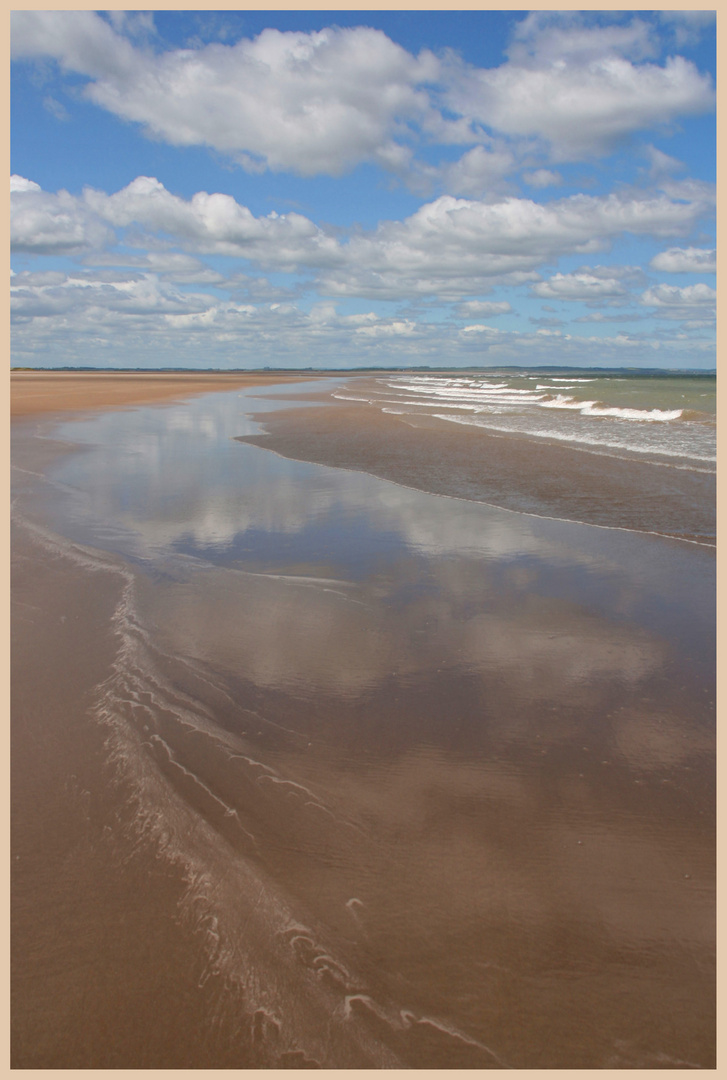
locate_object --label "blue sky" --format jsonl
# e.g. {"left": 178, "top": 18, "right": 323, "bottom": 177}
{"left": 11, "top": 9, "right": 716, "bottom": 370}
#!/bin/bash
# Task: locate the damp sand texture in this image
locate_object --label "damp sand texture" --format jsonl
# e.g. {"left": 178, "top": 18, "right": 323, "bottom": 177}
{"left": 11, "top": 372, "right": 715, "bottom": 1069}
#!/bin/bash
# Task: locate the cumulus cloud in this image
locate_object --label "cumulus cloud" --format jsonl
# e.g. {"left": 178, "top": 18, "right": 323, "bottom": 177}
{"left": 11, "top": 176, "right": 113, "bottom": 254}
{"left": 318, "top": 188, "right": 713, "bottom": 299}
{"left": 11, "top": 174, "right": 341, "bottom": 269}
{"left": 640, "top": 282, "right": 715, "bottom": 320}
{"left": 83, "top": 176, "right": 343, "bottom": 268}
{"left": 641, "top": 282, "right": 715, "bottom": 306}
{"left": 11, "top": 11, "right": 439, "bottom": 177}
{"left": 10, "top": 268, "right": 432, "bottom": 365}
{"left": 11, "top": 264, "right": 714, "bottom": 370}
{"left": 355, "top": 318, "right": 417, "bottom": 338}
{"left": 440, "top": 143, "right": 517, "bottom": 197}
{"left": 456, "top": 300, "right": 512, "bottom": 318}
{"left": 444, "top": 13, "right": 714, "bottom": 161}
{"left": 459, "top": 324, "right": 506, "bottom": 336}
{"left": 11, "top": 176, "right": 41, "bottom": 193}
{"left": 11, "top": 176, "right": 714, "bottom": 307}
{"left": 532, "top": 272, "right": 629, "bottom": 302}
{"left": 649, "top": 246, "right": 716, "bottom": 273}
{"left": 10, "top": 268, "right": 216, "bottom": 320}
{"left": 11, "top": 9, "right": 715, "bottom": 181}
{"left": 84, "top": 251, "right": 229, "bottom": 286}
{"left": 640, "top": 282, "right": 716, "bottom": 327}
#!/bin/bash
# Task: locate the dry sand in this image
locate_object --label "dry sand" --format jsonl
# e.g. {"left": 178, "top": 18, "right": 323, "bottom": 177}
{"left": 10, "top": 370, "right": 335, "bottom": 417}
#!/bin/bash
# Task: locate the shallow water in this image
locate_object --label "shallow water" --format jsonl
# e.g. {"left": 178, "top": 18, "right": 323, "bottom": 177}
{"left": 340, "top": 371, "right": 716, "bottom": 472}
{"left": 11, "top": 380, "right": 715, "bottom": 1068}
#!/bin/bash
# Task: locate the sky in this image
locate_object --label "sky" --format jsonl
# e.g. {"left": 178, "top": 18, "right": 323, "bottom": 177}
{"left": 10, "top": 9, "right": 716, "bottom": 370}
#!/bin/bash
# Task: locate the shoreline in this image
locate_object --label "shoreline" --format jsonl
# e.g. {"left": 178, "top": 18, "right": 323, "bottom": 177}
{"left": 237, "top": 386, "right": 715, "bottom": 547}
{"left": 11, "top": 370, "right": 714, "bottom": 550}
{"left": 243, "top": 435, "right": 716, "bottom": 549}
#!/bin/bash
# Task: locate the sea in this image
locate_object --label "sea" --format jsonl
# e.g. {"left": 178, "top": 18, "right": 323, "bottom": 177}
{"left": 334, "top": 369, "right": 716, "bottom": 476}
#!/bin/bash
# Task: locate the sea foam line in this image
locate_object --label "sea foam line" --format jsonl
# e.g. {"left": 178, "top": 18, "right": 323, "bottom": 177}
{"left": 431, "top": 413, "right": 715, "bottom": 469}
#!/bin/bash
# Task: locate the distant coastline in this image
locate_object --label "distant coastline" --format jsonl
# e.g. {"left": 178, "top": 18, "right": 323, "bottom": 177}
{"left": 11, "top": 365, "right": 717, "bottom": 376}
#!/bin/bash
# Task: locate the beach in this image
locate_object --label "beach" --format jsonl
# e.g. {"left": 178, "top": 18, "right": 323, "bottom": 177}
{"left": 11, "top": 371, "right": 715, "bottom": 1069}
{"left": 10, "top": 370, "right": 332, "bottom": 416}
{"left": 239, "top": 377, "right": 715, "bottom": 545}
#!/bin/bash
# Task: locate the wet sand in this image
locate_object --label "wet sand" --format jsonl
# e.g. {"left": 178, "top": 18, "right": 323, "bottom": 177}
{"left": 11, "top": 375, "right": 715, "bottom": 1068}
{"left": 239, "top": 383, "right": 715, "bottom": 544}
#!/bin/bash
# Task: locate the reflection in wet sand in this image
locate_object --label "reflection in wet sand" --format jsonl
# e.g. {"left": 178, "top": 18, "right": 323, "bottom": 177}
{"left": 11, "top": 382, "right": 714, "bottom": 1068}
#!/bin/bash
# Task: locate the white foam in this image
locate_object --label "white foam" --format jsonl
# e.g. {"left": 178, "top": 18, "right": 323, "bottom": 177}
{"left": 538, "top": 394, "right": 595, "bottom": 410}
{"left": 332, "top": 393, "right": 378, "bottom": 404}
{"left": 583, "top": 404, "right": 683, "bottom": 422}
{"left": 399, "top": 1009, "right": 508, "bottom": 1066}
{"left": 148, "top": 734, "right": 259, "bottom": 846}
{"left": 256, "top": 774, "right": 321, "bottom": 802}
{"left": 343, "top": 994, "right": 391, "bottom": 1024}
{"left": 537, "top": 395, "right": 684, "bottom": 421}
{"left": 430, "top": 413, "right": 714, "bottom": 465}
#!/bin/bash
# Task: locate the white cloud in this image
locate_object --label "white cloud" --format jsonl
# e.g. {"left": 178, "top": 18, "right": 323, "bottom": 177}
{"left": 11, "top": 10, "right": 715, "bottom": 181}
{"left": 11, "top": 175, "right": 41, "bottom": 193}
{"left": 319, "top": 188, "right": 713, "bottom": 299}
{"left": 649, "top": 246, "right": 716, "bottom": 273}
{"left": 460, "top": 324, "right": 505, "bottom": 335}
{"left": 440, "top": 143, "right": 517, "bottom": 197}
{"left": 87, "top": 176, "right": 344, "bottom": 269}
{"left": 523, "top": 169, "right": 562, "bottom": 189}
{"left": 532, "top": 272, "right": 628, "bottom": 302}
{"left": 84, "top": 251, "right": 229, "bottom": 286}
{"left": 11, "top": 177, "right": 714, "bottom": 307}
{"left": 456, "top": 301, "right": 512, "bottom": 318}
{"left": 11, "top": 175, "right": 341, "bottom": 269}
{"left": 11, "top": 11, "right": 439, "bottom": 178}
{"left": 10, "top": 179, "right": 113, "bottom": 254}
{"left": 641, "top": 283, "right": 715, "bottom": 307}
{"left": 640, "top": 282, "right": 716, "bottom": 322}
{"left": 509, "top": 12, "right": 660, "bottom": 64}
{"left": 355, "top": 319, "right": 416, "bottom": 338}
{"left": 11, "top": 266, "right": 714, "bottom": 370}
{"left": 639, "top": 282, "right": 712, "bottom": 308}
{"left": 11, "top": 268, "right": 216, "bottom": 320}
{"left": 444, "top": 14, "right": 714, "bottom": 160}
